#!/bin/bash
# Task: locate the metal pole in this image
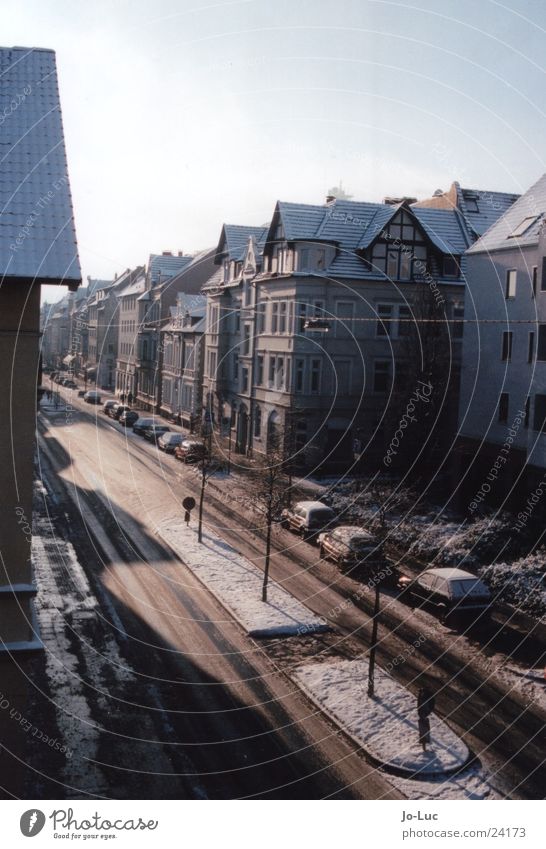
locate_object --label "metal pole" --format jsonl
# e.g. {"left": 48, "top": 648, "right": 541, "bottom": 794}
{"left": 367, "top": 583, "right": 381, "bottom": 698}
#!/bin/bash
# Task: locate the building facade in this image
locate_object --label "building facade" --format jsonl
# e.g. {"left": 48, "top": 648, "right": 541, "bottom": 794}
{"left": 203, "top": 190, "right": 518, "bottom": 472}
{"left": 160, "top": 293, "right": 206, "bottom": 427}
{"left": 456, "top": 173, "right": 546, "bottom": 511}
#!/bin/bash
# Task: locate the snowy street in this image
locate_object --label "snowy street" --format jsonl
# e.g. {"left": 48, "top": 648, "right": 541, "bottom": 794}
{"left": 33, "top": 389, "right": 546, "bottom": 799}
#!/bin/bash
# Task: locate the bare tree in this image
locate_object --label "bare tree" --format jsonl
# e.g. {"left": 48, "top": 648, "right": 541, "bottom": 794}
{"left": 386, "top": 282, "right": 453, "bottom": 475}
{"left": 194, "top": 426, "right": 225, "bottom": 544}
{"left": 247, "top": 437, "right": 290, "bottom": 602}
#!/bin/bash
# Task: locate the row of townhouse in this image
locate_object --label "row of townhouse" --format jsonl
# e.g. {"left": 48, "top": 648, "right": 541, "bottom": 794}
{"left": 200, "top": 183, "right": 519, "bottom": 473}
{"left": 42, "top": 173, "right": 546, "bottom": 509}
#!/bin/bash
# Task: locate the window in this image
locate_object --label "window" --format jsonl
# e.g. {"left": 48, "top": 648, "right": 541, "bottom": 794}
{"left": 335, "top": 301, "right": 354, "bottom": 338}
{"left": 257, "top": 301, "right": 266, "bottom": 333}
{"left": 243, "top": 323, "right": 251, "bottom": 355}
{"left": 241, "top": 367, "right": 249, "bottom": 393}
{"left": 254, "top": 405, "right": 262, "bottom": 438}
{"left": 209, "top": 351, "right": 217, "bottom": 378}
{"left": 269, "top": 355, "right": 275, "bottom": 385}
{"left": 271, "top": 302, "right": 279, "bottom": 333}
{"left": 377, "top": 304, "right": 393, "bottom": 337}
{"left": 453, "top": 305, "right": 464, "bottom": 339}
{"left": 508, "top": 215, "right": 540, "bottom": 238}
{"left": 233, "top": 353, "right": 239, "bottom": 380}
{"left": 244, "top": 282, "right": 251, "bottom": 307}
{"left": 501, "top": 331, "right": 513, "bottom": 361}
{"left": 316, "top": 249, "right": 326, "bottom": 270}
{"left": 299, "top": 248, "right": 309, "bottom": 270}
{"left": 534, "top": 394, "right": 546, "bottom": 432}
{"left": 498, "top": 393, "right": 509, "bottom": 423}
{"left": 295, "top": 359, "right": 305, "bottom": 392}
{"left": 538, "top": 325, "right": 546, "bottom": 360}
{"left": 256, "top": 355, "right": 264, "bottom": 385}
{"left": 528, "top": 332, "right": 535, "bottom": 363}
{"left": 443, "top": 256, "right": 460, "bottom": 277}
{"left": 532, "top": 266, "right": 538, "bottom": 298}
{"left": 310, "top": 359, "right": 321, "bottom": 393}
{"left": 465, "top": 197, "right": 479, "bottom": 213}
{"left": 279, "top": 302, "right": 287, "bottom": 333}
{"left": 275, "top": 357, "right": 284, "bottom": 390}
{"left": 398, "top": 305, "right": 411, "bottom": 336}
{"left": 506, "top": 269, "right": 517, "bottom": 299}
{"left": 298, "top": 302, "right": 307, "bottom": 333}
{"left": 525, "top": 396, "right": 530, "bottom": 428}
{"left": 373, "top": 361, "right": 392, "bottom": 393}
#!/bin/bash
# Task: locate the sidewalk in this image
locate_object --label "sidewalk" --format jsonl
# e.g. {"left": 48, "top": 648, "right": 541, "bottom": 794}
{"left": 293, "top": 658, "right": 469, "bottom": 777}
{"left": 158, "top": 516, "right": 328, "bottom": 638}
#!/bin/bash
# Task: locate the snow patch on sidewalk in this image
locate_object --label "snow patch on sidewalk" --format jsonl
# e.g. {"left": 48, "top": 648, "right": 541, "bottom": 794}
{"left": 158, "top": 517, "right": 328, "bottom": 638}
{"left": 292, "top": 658, "right": 497, "bottom": 799}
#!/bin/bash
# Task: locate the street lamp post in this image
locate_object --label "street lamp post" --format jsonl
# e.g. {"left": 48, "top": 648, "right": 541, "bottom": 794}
{"left": 367, "top": 582, "right": 381, "bottom": 698}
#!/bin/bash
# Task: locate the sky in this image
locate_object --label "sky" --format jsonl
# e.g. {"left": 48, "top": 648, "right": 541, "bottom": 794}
{"left": 1, "top": 0, "right": 545, "bottom": 302}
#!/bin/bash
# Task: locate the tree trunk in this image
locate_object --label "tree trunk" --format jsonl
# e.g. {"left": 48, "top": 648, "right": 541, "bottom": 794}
{"left": 262, "top": 493, "right": 273, "bottom": 602}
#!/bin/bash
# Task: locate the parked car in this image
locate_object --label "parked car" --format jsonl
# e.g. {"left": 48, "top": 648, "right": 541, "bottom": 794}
{"left": 63, "top": 380, "right": 77, "bottom": 389}
{"left": 132, "top": 417, "right": 156, "bottom": 435}
{"left": 102, "top": 399, "right": 118, "bottom": 415}
{"left": 158, "top": 432, "right": 184, "bottom": 453}
{"left": 143, "top": 425, "right": 171, "bottom": 443}
{"left": 397, "top": 567, "right": 491, "bottom": 621}
{"left": 174, "top": 439, "right": 208, "bottom": 463}
{"left": 83, "top": 390, "right": 102, "bottom": 404}
{"left": 119, "top": 410, "right": 139, "bottom": 427}
{"left": 111, "top": 404, "right": 131, "bottom": 421}
{"left": 280, "top": 500, "right": 336, "bottom": 540}
{"left": 318, "top": 525, "right": 383, "bottom": 570}
{"left": 77, "top": 389, "right": 86, "bottom": 397}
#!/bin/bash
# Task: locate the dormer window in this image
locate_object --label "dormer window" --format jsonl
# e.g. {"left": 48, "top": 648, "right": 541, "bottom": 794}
{"left": 442, "top": 256, "right": 460, "bottom": 277}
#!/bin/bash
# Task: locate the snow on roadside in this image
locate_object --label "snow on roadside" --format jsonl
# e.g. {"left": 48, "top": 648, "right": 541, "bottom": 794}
{"left": 292, "top": 658, "right": 497, "bottom": 800}
{"left": 158, "top": 517, "right": 328, "bottom": 638}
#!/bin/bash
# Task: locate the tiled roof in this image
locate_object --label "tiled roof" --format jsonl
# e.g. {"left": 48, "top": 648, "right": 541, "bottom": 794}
{"left": 412, "top": 208, "right": 471, "bottom": 254}
{"left": 118, "top": 274, "right": 146, "bottom": 298}
{"left": 459, "top": 186, "right": 520, "bottom": 237}
{"left": 467, "top": 174, "right": 546, "bottom": 254}
{"left": 218, "top": 224, "right": 269, "bottom": 261}
{"left": 277, "top": 202, "right": 325, "bottom": 240}
{"left": 148, "top": 253, "right": 193, "bottom": 285}
{"left": 0, "top": 46, "right": 81, "bottom": 282}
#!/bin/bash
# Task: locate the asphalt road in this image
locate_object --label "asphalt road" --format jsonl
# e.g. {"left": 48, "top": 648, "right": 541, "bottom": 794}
{"left": 37, "top": 396, "right": 400, "bottom": 800}
{"left": 38, "top": 389, "right": 546, "bottom": 799}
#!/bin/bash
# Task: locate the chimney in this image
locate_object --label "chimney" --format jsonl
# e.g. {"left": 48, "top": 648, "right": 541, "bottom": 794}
{"left": 178, "top": 251, "right": 184, "bottom": 257}
{"left": 162, "top": 251, "right": 173, "bottom": 256}
{"left": 325, "top": 195, "right": 336, "bottom": 205}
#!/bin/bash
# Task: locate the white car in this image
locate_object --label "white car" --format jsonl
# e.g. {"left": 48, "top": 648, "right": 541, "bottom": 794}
{"left": 398, "top": 567, "right": 491, "bottom": 620}
{"left": 280, "top": 500, "right": 336, "bottom": 540}
{"left": 158, "top": 432, "right": 184, "bottom": 453}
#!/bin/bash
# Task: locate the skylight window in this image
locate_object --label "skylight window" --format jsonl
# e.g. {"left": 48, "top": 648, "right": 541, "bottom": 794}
{"left": 465, "top": 198, "right": 479, "bottom": 213}
{"left": 508, "top": 215, "right": 540, "bottom": 238}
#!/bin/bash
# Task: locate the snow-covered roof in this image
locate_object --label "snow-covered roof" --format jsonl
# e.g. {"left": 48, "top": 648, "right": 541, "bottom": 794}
{"left": 424, "top": 567, "right": 478, "bottom": 580}
{"left": 0, "top": 46, "right": 81, "bottom": 283}
{"left": 296, "top": 500, "right": 334, "bottom": 511}
{"left": 148, "top": 253, "right": 193, "bottom": 285}
{"left": 467, "top": 173, "right": 546, "bottom": 254}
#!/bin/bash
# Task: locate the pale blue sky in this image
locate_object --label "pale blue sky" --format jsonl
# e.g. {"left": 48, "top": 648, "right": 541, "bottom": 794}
{"left": 1, "top": 0, "right": 545, "bottom": 300}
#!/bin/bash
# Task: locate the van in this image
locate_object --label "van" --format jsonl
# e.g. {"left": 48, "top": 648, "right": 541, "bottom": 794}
{"left": 399, "top": 567, "right": 491, "bottom": 621}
